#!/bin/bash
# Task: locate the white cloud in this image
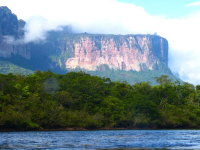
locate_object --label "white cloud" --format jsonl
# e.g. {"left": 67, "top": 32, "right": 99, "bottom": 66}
{"left": 23, "top": 16, "right": 63, "bottom": 43}
{"left": 186, "top": 1, "right": 200, "bottom": 6}
{"left": 1, "top": 0, "right": 200, "bottom": 85}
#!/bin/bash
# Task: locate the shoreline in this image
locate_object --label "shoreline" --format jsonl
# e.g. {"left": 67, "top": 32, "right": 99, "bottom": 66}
{"left": 1, "top": 127, "right": 200, "bottom": 132}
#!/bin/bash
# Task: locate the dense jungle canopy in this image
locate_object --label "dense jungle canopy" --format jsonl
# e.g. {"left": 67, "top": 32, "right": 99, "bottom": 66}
{"left": 0, "top": 71, "right": 200, "bottom": 130}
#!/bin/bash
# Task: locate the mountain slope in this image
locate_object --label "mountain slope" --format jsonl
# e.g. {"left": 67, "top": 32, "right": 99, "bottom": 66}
{"left": 0, "top": 60, "right": 34, "bottom": 75}
{"left": 0, "top": 6, "right": 182, "bottom": 85}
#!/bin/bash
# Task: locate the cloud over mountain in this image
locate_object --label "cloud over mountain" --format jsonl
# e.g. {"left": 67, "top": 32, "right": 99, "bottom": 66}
{"left": 1, "top": 0, "right": 200, "bottom": 85}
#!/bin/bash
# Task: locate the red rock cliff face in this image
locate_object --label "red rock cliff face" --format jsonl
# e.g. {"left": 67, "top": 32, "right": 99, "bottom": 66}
{"left": 0, "top": 6, "right": 168, "bottom": 73}
{"left": 65, "top": 35, "right": 168, "bottom": 71}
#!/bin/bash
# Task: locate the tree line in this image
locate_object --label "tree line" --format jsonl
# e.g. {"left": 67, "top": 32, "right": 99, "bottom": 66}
{"left": 0, "top": 71, "right": 200, "bottom": 130}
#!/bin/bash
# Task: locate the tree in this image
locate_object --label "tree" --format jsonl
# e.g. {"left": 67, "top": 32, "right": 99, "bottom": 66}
{"left": 154, "top": 75, "right": 172, "bottom": 86}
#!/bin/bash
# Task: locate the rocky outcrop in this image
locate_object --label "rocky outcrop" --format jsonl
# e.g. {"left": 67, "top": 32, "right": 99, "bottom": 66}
{"left": 0, "top": 6, "right": 30, "bottom": 59}
{"left": 0, "top": 6, "right": 19, "bottom": 37}
{"left": 65, "top": 35, "right": 168, "bottom": 71}
{"left": 0, "top": 39, "right": 31, "bottom": 59}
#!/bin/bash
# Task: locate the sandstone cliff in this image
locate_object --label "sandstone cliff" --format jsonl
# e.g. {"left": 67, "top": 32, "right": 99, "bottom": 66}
{"left": 0, "top": 6, "right": 168, "bottom": 74}
{"left": 0, "top": 6, "right": 180, "bottom": 85}
{"left": 63, "top": 35, "right": 168, "bottom": 71}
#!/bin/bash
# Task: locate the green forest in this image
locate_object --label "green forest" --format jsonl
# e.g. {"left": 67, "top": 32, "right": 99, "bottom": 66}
{"left": 0, "top": 71, "right": 200, "bottom": 131}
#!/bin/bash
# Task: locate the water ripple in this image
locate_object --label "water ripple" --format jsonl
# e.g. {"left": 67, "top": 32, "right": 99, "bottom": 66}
{"left": 1, "top": 130, "right": 200, "bottom": 149}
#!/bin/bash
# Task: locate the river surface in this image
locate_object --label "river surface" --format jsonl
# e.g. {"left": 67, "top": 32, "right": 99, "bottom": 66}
{"left": 0, "top": 130, "right": 200, "bottom": 149}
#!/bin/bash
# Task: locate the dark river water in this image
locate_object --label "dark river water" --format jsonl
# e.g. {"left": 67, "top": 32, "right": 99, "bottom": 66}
{"left": 0, "top": 130, "right": 200, "bottom": 149}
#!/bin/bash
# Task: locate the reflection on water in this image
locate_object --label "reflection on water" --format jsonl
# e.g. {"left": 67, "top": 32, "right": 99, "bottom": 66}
{"left": 0, "top": 130, "right": 200, "bottom": 149}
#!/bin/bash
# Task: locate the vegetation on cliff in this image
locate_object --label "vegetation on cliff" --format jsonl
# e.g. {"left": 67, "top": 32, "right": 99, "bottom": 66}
{"left": 86, "top": 63, "right": 181, "bottom": 85}
{"left": 0, "top": 60, "right": 34, "bottom": 75}
{"left": 0, "top": 71, "right": 199, "bottom": 130}
{"left": 0, "top": 58, "right": 180, "bottom": 86}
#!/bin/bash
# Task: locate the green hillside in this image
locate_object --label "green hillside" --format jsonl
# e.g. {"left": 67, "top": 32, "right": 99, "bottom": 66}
{"left": 72, "top": 63, "right": 182, "bottom": 85}
{"left": 0, "top": 60, "right": 34, "bottom": 75}
{"left": 0, "top": 59, "right": 181, "bottom": 86}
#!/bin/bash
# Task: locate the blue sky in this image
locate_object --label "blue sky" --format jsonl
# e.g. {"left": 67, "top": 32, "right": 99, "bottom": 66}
{"left": 118, "top": 0, "right": 200, "bottom": 18}
{"left": 1, "top": 0, "right": 200, "bottom": 85}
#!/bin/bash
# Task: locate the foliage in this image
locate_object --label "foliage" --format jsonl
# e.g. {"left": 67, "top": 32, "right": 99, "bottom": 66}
{"left": 0, "top": 60, "right": 34, "bottom": 75}
{"left": 87, "top": 63, "right": 182, "bottom": 86}
{"left": 0, "top": 71, "right": 199, "bottom": 130}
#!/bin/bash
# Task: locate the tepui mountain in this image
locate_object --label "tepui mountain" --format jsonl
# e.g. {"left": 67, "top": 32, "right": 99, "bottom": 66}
{"left": 0, "top": 6, "right": 181, "bottom": 85}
